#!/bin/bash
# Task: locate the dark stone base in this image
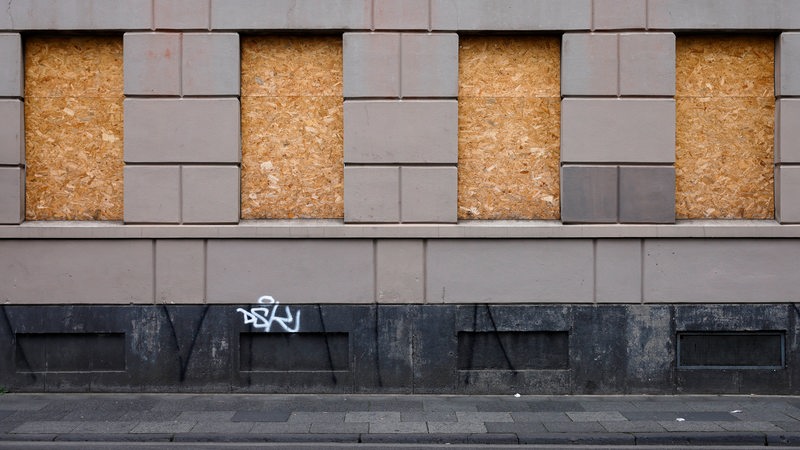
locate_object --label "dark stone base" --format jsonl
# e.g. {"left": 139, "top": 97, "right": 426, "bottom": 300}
{"left": 1, "top": 304, "right": 797, "bottom": 394}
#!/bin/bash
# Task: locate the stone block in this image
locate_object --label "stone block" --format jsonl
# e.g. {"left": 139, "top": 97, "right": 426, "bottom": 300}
{"left": 426, "top": 240, "right": 594, "bottom": 302}
{"left": 618, "top": 166, "right": 676, "bottom": 223}
{"left": 561, "top": 165, "right": 618, "bottom": 223}
{"left": 0, "top": 99, "right": 23, "bottom": 165}
{"left": 344, "top": 166, "right": 400, "bottom": 223}
{"left": 210, "top": 0, "right": 372, "bottom": 30}
{"left": 206, "top": 239, "right": 374, "bottom": 303}
{"left": 0, "top": 166, "right": 23, "bottom": 224}
{"left": 123, "top": 165, "right": 181, "bottom": 223}
{"left": 430, "top": 0, "right": 592, "bottom": 31}
{"left": 181, "top": 165, "right": 240, "bottom": 224}
{"left": 596, "top": 239, "right": 641, "bottom": 303}
{"left": 778, "top": 33, "right": 800, "bottom": 97}
{"left": 400, "top": 166, "right": 457, "bottom": 223}
{"left": 123, "top": 33, "right": 181, "bottom": 96}
{"left": 6, "top": 0, "right": 153, "bottom": 30}
{"left": 154, "top": 0, "right": 210, "bottom": 30}
{"left": 593, "top": 0, "right": 646, "bottom": 30}
{"left": 561, "top": 33, "right": 618, "bottom": 96}
{"left": 777, "top": 100, "right": 800, "bottom": 163}
{"left": 343, "top": 33, "right": 400, "bottom": 98}
{"left": 644, "top": 239, "right": 800, "bottom": 302}
{"left": 561, "top": 98, "right": 675, "bottom": 163}
{"left": 777, "top": 166, "right": 800, "bottom": 223}
{"left": 647, "top": 0, "right": 800, "bottom": 30}
{"left": 619, "top": 33, "right": 675, "bottom": 96}
{"left": 344, "top": 100, "right": 457, "bottom": 163}
{"left": 400, "top": 33, "right": 458, "bottom": 97}
{"left": 124, "top": 98, "right": 240, "bottom": 163}
{"left": 376, "top": 240, "right": 424, "bottom": 303}
{"left": 0, "top": 34, "right": 22, "bottom": 97}
{"left": 0, "top": 240, "right": 154, "bottom": 303}
{"left": 156, "top": 240, "right": 205, "bottom": 303}
{"left": 181, "top": 33, "right": 240, "bottom": 96}
{"left": 374, "top": 0, "right": 429, "bottom": 30}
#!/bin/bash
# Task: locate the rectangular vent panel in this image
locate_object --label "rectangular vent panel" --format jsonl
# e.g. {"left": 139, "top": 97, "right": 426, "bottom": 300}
{"left": 16, "top": 333, "right": 125, "bottom": 372}
{"left": 677, "top": 332, "right": 784, "bottom": 369}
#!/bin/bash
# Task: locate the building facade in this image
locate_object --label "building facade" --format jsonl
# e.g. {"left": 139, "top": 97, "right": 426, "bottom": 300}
{"left": 1, "top": 0, "right": 800, "bottom": 393}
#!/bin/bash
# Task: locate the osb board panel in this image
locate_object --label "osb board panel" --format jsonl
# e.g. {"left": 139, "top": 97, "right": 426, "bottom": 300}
{"left": 241, "top": 35, "right": 342, "bottom": 97}
{"left": 459, "top": 36, "right": 560, "bottom": 98}
{"left": 458, "top": 36, "right": 561, "bottom": 220}
{"left": 25, "top": 36, "right": 124, "bottom": 221}
{"left": 676, "top": 97, "right": 774, "bottom": 219}
{"left": 241, "top": 35, "right": 343, "bottom": 219}
{"left": 458, "top": 97, "right": 561, "bottom": 220}
{"left": 676, "top": 35, "right": 774, "bottom": 98}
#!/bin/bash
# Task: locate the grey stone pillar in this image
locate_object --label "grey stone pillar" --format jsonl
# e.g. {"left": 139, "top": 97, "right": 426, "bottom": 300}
{"left": 0, "top": 33, "right": 24, "bottom": 224}
{"left": 123, "top": 31, "right": 241, "bottom": 224}
{"left": 560, "top": 32, "right": 676, "bottom": 223}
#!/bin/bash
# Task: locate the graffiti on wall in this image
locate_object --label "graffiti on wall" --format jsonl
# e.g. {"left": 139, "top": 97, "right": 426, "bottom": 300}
{"left": 237, "top": 296, "right": 301, "bottom": 332}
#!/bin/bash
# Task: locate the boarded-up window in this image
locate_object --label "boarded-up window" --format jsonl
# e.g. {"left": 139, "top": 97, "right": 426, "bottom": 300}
{"left": 458, "top": 36, "right": 561, "bottom": 220}
{"left": 25, "top": 36, "right": 124, "bottom": 220}
{"left": 241, "top": 36, "right": 344, "bottom": 219}
{"left": 675, "top": 35, "right": 775, "bottom": 219}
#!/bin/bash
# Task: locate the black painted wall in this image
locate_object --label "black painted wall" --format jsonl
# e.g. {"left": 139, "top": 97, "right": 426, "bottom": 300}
{"left": 0, "top": 304, "right": 796, "bottom": 394}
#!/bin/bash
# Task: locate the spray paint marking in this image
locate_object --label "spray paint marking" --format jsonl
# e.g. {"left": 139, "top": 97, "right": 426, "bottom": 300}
{"left": 237, "top": 295, "right": 301, "bottom": 333}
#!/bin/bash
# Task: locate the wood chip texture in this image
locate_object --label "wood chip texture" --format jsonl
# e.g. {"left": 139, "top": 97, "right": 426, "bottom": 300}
{"left": 458, "top": 36, "right": 561, "bottom": 220}
{"left": 675, "top": 35, "right": 775, "bottom": 219}
{"left": 241, "top": 36, "right": 343, "bottom": 219}
{"left": 25, "top": 36, "right": 124, "bottom": 220}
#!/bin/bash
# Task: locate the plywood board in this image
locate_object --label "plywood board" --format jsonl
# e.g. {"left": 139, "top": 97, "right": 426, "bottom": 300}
{"left": 675, "top": 35, "right": 774, "bottom": 219}
{"left": 676, "top": 97, "right": 774, "bottom": 219}
{"left": 25, "top": 36, "right": 124, "bottom": 221}
{"left": 459, "top": 36, "right": 560, "bottom": 98}
{"left": 458, "top": 36, "right": 561, "bottom": 220}
{"left": 676, "top": 35, "right": 774, "bottom": 98}
{"left": 241, "top": 35, "right": 342, "bottom": 97}
{"left": 241, "top": 35, "right": 343, "bottom": 219}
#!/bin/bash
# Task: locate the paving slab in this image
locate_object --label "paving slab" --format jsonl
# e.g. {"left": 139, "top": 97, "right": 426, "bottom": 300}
{"left": 130, "top": 421, "right": 195, "bottom": 433}
{"left": 427, "top": 421, "right": 487, "bottom": 433}
{"left": 368, "top": 421, "right": 427, "bottom": 433}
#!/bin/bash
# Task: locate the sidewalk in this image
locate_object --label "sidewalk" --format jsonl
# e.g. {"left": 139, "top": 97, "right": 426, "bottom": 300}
{"left": 2, "top": 393, "right": 800, "bottom": 446}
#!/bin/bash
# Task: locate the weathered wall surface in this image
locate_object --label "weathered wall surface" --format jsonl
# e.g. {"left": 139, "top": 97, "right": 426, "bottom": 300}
{"left": 1, "top": 0, "right": 800, "bottom": 393}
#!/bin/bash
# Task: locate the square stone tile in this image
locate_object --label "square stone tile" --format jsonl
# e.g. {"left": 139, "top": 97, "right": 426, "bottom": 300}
{"left": 289, "top": 412, "right": 345, "bottom": 423}
{"left": 346, "top": 412, "right": 401, "bottom": 423}
{"left": 567, "top": 411, "right": 627, "bottom": 422}
{"left": 544, "top": 421, "right": 606, "bottom": 433}
{"left": 369, "top": 422, "right": 427, "bottom": 433}
{"left": 456, "top": 412, "right": 512, "bottom": 423}
{"left": 131, "top": 421, "right": 195, "bottom": 433}
{"left": 189, "top": 421, "right": 254, "bottom": 433}
{"left": 312, "top": 422, "right": 369, "bottom": 434}
{"left": 231, "top": 411, "right": 290, "bottom": 422}
{"left": 428, "top": 421, "right": 486, "bottom": 433}
{"left": 601, "top": 420, "right": 666, "bottom": 432}
{"left": 658, "top": 421, "right": 724, "bottom": 432}
{"left": 249, "top": 422, "right": 311, "bottom": 434}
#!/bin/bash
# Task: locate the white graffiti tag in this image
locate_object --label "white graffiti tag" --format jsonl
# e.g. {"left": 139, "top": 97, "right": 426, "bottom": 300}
{"left": 237, "top": 296, "right": 301, "bottom": 332}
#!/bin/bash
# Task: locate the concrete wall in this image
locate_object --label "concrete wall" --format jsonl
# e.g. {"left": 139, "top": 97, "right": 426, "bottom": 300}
{"left": 2, "top": 0, "right": 800, "bottom": 393}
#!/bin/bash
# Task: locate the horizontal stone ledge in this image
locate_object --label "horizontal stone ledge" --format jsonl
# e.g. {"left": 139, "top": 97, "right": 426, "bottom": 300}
{"left": 1, "top": 220, "right": 799, "bottom": 239}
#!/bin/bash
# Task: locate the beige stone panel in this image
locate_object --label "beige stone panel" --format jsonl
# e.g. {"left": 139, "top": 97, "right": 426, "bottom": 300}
{"left": 459, "top": 35, "right": 560, "bottom": 98}
{"left": 676, "top": 97, "right": 774, "bottom": 219}
{"left": 458, "top": 97, "right": 560, "bottom": 220}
